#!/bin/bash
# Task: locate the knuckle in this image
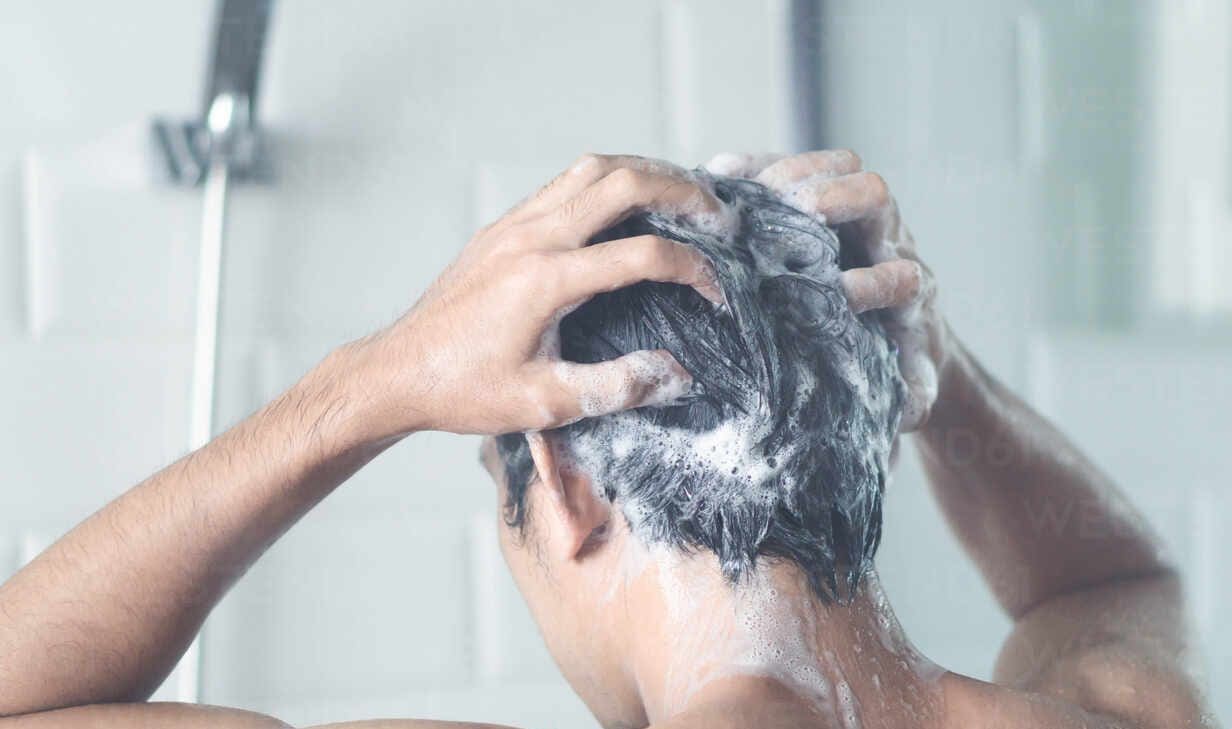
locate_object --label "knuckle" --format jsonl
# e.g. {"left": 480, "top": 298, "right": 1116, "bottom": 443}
{"left": 558, "top": 191, "right": 594, "bottom": 223}
{"left": 545, "top": 257, "right": 574, "bottom": 297}
{"left": 753, "top": 159, "right": 786, "bottom": 184}
{"left": 607, "top": 166, "right": 647, "bottom": 194}
{"left": 524, "top": 384, "right": 561, "bottom": 429}
{"left": 681, "top": 181, "right": 716, "bottom": 208}
{"left": 501, "top": 223, "right": 537, "bottom": 250}
{"left": 800, "top": 177, "right": 832, "bottom": 207}
{"left": 569, "top": 152, "right": 607, "bottom": 176}
{"left": 862, "top": 172, "right": 891, "bottom": 204}
{"left": 531, "top": 250, "right": 562, "bottom": 280}
{"left": 834, "top": 148, "right": 863, "bottom": 169}
{"left": 658, "top": 177, "right": 709, "bottom": 211}
{"left": 510, "top": 251, "right": 552, "bottom": 288}
{"left": 535, "top": 377, "right": 579, "bottom": 427}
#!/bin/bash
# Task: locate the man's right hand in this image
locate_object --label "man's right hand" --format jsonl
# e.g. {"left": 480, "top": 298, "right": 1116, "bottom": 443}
{"left": 332, "top": 154, "right": 726, "bottom": 441}
{"left": 711, "top": 151, "right": 1215, "bottom": 729}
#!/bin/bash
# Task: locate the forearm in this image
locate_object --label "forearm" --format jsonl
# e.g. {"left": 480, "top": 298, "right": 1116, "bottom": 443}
{"left": 914, "top": 330, "right": 1172, "bottom": 618}
{"left": 0, "top": 348, "right": 394, "bottom": 717}
{"left": 0, "top": 705, "right": 514, "bottom": 729}
{"left": 0, "top": 154, "right": 725, "bottom": 720}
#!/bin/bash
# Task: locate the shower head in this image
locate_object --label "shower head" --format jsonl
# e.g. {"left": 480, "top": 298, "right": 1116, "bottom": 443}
{"left": 152, "top": 0, "right": 275, "bottom": 185}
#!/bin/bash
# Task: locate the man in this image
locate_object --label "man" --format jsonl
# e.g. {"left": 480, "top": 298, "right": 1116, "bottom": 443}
{"left": 0, "top": 151, "right": 1217, "bottom": 728}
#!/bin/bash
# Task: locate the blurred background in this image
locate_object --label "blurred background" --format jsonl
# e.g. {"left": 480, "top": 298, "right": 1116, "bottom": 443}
{"left": 0, "top": 1, "right": 1228, "bottom": 726}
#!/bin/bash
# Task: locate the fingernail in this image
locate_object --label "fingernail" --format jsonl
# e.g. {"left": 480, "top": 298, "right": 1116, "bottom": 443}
{"left": 696, "top": 263, "right": 728, "bottom": 309}
{"left": 633, "top": 351, "right": 694, "bottom": 408}
{"left": 698, "top": 280, "right": 727, "bottom": 309}
{"left": 644, "top": 371, "right": 693, "bottom": 407}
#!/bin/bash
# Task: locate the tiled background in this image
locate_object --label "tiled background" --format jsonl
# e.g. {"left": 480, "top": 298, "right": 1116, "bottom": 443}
{"left": 1, "top": 1, "right": 1227, "bottom": 726}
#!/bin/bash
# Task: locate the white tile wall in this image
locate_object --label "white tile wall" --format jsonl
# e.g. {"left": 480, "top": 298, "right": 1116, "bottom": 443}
{"left": 658, "top": 0, "right": 790, "bottom": 164}
{"left": 1, "top": 0, "right": 1227, "bottom": 726}
{"left": 23, "top": 131, "right": 202, "bottom": 337}
{"left": 203, "top": 512, "right": 475, "bottom": 705}
{"left": 0, "top": 337, "right": 191, "bottom": 523}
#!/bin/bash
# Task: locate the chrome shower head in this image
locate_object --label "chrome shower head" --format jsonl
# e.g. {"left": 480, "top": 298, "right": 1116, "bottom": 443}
{"left": 152, "top": 0, "right": 275, "bottom": 185}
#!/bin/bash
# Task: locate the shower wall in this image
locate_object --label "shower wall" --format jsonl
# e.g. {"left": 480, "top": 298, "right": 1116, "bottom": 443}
{"left": 0, "top": 1, "right": 1227, "bottom": 726}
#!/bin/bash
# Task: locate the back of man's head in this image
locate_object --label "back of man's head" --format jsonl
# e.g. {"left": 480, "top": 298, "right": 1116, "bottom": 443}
{"left": 497, "top": 171, "right": 903, "bottom": 602}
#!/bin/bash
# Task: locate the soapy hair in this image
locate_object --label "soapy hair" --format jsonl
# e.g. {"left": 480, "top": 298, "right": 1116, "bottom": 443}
{"left": 496, "top": 171, "right": 903, "bottom": 602}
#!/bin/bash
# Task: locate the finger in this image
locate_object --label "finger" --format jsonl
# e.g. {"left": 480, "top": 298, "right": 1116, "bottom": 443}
{"left": 544, "top": 168, "right": 721, "bottom": 246}
{"left": 897, "top": 353, "right": 938, "bottom": 432}
{"left": 507, "top": 154, "right": 689, "bottom": 225}
{"left": 704, "top": 152, "right": 784, "bottom": 178}
{"left": 556, "top": 234, "right": 724, "bottom": 307}
{"left": 840, "top": 260, "right": 921, "bottom": 314}
{"left": 755, "top": 149, "right": 863, "bottom": 192}
{"left": 784, "top": 171, "right": 892, "bottom": 226}
{"left": 541, "top": 349, "right": 694, "bottom": 426}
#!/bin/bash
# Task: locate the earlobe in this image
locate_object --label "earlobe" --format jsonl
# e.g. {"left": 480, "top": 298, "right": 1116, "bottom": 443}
{"left": 526, "top": 432, "right": 611, "bottom": 560}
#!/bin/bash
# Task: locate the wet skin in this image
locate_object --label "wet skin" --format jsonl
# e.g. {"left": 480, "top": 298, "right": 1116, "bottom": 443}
{"left": 0, "top": 152, "right": 1217, "bottom": 729}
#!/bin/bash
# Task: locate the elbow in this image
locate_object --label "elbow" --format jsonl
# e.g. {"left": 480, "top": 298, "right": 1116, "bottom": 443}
{"left": 1008, "top": 564, "right": 1183, "bottom": 623}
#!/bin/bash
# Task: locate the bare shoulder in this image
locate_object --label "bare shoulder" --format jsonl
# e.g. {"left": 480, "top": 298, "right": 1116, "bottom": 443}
{"left": 0, "top": 703, "right": 292, "bottom": 728}
{"left": 0, "top": 705, "right": 522, "bottom": 729}
{"left": 305, "top": 721, "right": 522, "bottom": 729}
{"left": 305, "top": 721, "right": 521, "bottom": 729}
{"left": 646, "top": 677, "right": 845, "bottom": 729}
{"left": 946, "top": 574, "right": 1219, "bottom": 729}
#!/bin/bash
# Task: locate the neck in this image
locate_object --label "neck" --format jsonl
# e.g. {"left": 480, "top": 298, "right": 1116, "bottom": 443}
{"left": 615, "top": 547, "right": 947, "bottom": 727}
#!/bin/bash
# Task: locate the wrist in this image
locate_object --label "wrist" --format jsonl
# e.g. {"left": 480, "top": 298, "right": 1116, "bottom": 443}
{"left": 310, "top": 333, "right": 434, "bottom": 447}
{"left": 224, "top": 350, "right": 402, "bottom": 509}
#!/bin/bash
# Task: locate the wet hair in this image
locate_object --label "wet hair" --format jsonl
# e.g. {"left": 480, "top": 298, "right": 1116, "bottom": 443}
{"left": 496, "top": 171, "right": 903, "bottom": 602}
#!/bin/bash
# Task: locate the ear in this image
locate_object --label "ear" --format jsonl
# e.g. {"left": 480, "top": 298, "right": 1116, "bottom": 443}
{"left": 526, "top": 432, "right": 612, "bottom": 561}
